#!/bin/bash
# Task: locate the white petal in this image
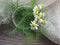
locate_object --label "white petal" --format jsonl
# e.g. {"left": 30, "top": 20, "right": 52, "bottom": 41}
{"left": 34, "top": 5, "right": 37, "bottom": 9}
{"left": 33, "top": 9, "right": 36, "bottom": 12}
{"left": 35, "top": 27, "right": 38, "bottom": 30}
{"left": 34, "top": 16, "right": 37, "bottom": 21}
{"left": 39, "top": 19, "right": 43, "bottom": 23}
{"left": 34, "top": 18, "right": 37, "bottom": 21}
{"left": 33, "top": 20, "right": 36, "bottom": 23}
{"left": 39, "top": 12, "right": 42, "bottom": 15}
{"left": 38, "top": 5, "right": 42, "bottom": 9}
{"left": 37, "top": 24, "right": 39, "bottom": 26}
{"left": 39, "top": 12, "right": 42, "bottom": 16}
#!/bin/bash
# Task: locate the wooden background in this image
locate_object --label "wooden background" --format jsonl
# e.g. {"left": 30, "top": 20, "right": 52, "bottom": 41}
{"left": 0, "top": 25, "right": 57, "bottom": 45}
{"left": 0, "top": 0, "right": 58, "bottom": 45}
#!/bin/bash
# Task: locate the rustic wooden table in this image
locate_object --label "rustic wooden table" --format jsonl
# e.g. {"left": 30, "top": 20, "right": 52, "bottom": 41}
{"left": 0, "top": 25, "right": 57, "bottom": 45}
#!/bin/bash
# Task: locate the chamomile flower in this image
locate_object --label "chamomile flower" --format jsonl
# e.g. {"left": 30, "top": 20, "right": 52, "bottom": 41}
{"left": 30, "top": 21, "right": 39, "bottom": 30}
{"left": 37, "top": 16, "right": 41, "bottom": 21}
{"left": 41, "top": 4, "right": 45, "bottom": 8}
{"left": 30, "top": 4, "right": 46, "bottom": 30}
{"left": 33, "top": 5, "right": 39, "bottom": 12}
{"left": 38, "top": 5, "right": 42, "bottom": 9}
{"left": 35, "top": 11, "right": 39, "bottom": 15}
{"left": 38, "top": 4, "right": 45, "bottom": 9}
{"left": 33, "top": 11, "right": 39, "bottom": 17}
{"left": 34, "top": 15, "right": 41, "bottom": 21}
{"left": 39, "top": 12, "right": 45, "bottom": 18}
{"left": 33, "top": 5, "right": 39, "bottom": 16}
{"left": 34, "top": 16, "right": 37, "bottom": 22}
{"left": 39, "top": 19, "right": 45, "bottom": 24}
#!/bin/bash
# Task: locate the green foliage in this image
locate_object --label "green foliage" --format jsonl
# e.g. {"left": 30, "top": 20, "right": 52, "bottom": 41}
{"left": 9, "top": 6, "right": 42, "bottom": 40}
{"left": 9, "top": 0, "right": 46, "bottom": 40}
{"left": 10, "top": 2, "right": 19, "bottom": 12}
{"left": 31, "top": 0, "right": 38, "bottom": 7}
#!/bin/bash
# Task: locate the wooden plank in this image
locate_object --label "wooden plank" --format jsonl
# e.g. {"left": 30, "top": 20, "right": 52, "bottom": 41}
{"left": 0, "top": 25, "right": 57, "bottom": 45}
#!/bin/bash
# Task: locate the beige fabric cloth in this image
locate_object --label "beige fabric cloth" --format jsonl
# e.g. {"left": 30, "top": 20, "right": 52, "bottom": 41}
{"left": 0, "top": 0, "right": 56, "bottom": 24}
{"left": 40, "top": 0, "right": 60, "bottom": 44}
{"left": 0, "top": 0, "right": 60, "bottom": 44}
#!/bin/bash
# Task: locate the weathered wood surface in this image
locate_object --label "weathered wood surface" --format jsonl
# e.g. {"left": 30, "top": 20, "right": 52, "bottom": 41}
{"left": 0, "top": 25, "right": 57, "bottom": 45}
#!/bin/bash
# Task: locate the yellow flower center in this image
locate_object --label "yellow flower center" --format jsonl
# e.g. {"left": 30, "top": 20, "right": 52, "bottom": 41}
{"left": 37, "top": 16, "right": 40, "bottom": 20}
{"left": 41, "top": 4, "right": 45, "bottom": 8}
{"left": 35, "top": 11, "right": 39, "bottom": 15}
{"left": 41, "top": 20, "right": 45, "bottom": 24}
{"left": 32, "top": 23, "right": 36, "bottom": 27}
{"left": 36, "top": 7, "right": 39, "bottom": 11}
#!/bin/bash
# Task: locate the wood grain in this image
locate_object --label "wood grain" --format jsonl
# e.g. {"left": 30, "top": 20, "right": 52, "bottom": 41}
{"left": 0, "top": 25, "right": 57, "bottom": 45}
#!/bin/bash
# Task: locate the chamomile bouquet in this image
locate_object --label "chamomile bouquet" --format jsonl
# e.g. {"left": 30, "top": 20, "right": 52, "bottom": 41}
{"left": 9, "top": 0, "right": 47, "bottom": 40}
